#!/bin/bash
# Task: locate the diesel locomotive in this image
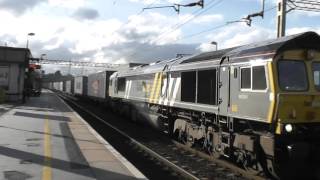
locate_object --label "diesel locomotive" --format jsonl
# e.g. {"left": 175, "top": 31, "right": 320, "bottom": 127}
{"left": 108, "top": 32, "right": 320, "bottom": 178}
{"left": 50, "top": 31, "right": 320, "bottom": 179}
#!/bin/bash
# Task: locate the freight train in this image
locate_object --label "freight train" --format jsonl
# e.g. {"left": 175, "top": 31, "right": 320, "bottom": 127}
{"left": 48, "top": 32, "right": 320, "bottom": 179}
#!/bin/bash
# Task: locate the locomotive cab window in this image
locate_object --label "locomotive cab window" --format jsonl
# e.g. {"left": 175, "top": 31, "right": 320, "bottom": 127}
{"left": 278, "top": 60, "right": 308, "bottom": 91}
{"left": 252, "top": 66, "right": 267, "bottom": 90}
{"left": 240, "top": 67, "right": 251, "bottom": 89}
{"left": 241, "top": 65, "right": 267, "bottom": 91}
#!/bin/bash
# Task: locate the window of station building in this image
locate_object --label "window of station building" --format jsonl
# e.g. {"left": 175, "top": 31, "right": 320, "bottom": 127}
{"left": 117, "top": 77, "right": 126, "bottom": 92}
{"left": 240, "top": 67, "right": 251, "bottom": 89}
{"left": 252, "top": 66, "right": 267, "bottom": 90}
{"left": 181, "top": 71, "right": 196, "bottom": 103}
{"left": 197, "top": 69, "right": 217, "bottom": 105}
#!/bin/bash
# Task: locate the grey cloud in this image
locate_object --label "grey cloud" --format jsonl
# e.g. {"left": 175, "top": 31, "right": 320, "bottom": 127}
{"left": 55, "top": 27, "right": 65, "bottom": 34}
{"left": 24, "top": 29, "right": 199, "bottom": 75}
{"left": 73, "top": 8, "right": 99, "bottom": 20}
{"left": 120, "top": 29, "right": 158, "bottom": 43}
{"left": 25, "top": 38, "right": 85, "bottom": 59}
{"left": 30, "top": 39, "right": 199, "bottom": 75}
{"left": 102, "top": 42, "right": 200, "bottom": 63}
{"left": 0, "top": 0, "right": 46, "bottom": 15}
{"left": 0, "top": 34, "right": 18, "bottom": 46}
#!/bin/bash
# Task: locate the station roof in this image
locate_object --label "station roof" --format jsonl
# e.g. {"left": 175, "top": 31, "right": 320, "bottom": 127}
{"left": 0, "top": 46, "right": 32, "bottom": 65}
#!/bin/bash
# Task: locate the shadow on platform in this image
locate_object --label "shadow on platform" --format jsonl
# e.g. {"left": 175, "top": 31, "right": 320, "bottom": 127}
{"left": 14, "top": 111, "right": 70, "bottom": 122}
{"left": 0, "top": 145, "right": 137, "bottom": 180}
{"left": 0, "top": 124, "right": 102, "bottom": 146}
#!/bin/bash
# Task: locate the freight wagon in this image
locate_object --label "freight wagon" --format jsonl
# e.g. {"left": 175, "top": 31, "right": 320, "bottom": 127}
{"left": 87, "top": 71, "right": 115, "bottom": 100}
{"left": 65, "top": 79, "right": 74, "bottom": 94}
{"left": 74, "top": 76, "right": 88, "bottom": 96}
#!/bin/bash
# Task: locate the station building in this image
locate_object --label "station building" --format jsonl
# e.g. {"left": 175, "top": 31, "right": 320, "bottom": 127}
{"left": 0, "top": 46, "right": 31, "bottom": 102}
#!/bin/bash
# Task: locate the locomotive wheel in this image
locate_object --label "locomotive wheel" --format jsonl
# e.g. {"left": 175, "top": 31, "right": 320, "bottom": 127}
{"left": 173, "top": 129, "right": 180, "bottom": 140}
{"left": 174, "top": 129, "right": 193, "bottom": 147}
{"left": 236, "top": 150, "right": 260, "bottom": 175}
{"left": 212, "top": 148, "right": 221, "bottom": 159}
{"left": 182, "top": 133, "right": 194, "bottom": 148}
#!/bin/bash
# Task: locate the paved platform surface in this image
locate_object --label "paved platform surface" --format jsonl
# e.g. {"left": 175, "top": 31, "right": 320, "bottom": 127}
{"left": 0, "top": 90, "right": 146, "bottom": 180}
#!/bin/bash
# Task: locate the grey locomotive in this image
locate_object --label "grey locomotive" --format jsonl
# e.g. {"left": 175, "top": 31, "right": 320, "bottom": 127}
{"left": 108, "top": 32, "right": 320, "bottom": 178}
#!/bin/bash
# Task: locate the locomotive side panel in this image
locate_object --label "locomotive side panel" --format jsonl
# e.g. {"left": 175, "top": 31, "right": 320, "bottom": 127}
{"left": 113, "top": 73, "right": 155, "bottom": 102}
{"left": 164, "top": 70, "right": 220, "bottom": 114}
{"left": 228, "top": 62, "right": 272, "bottom": 122}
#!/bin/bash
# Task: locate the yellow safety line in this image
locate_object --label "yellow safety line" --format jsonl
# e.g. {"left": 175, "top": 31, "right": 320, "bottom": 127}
{"left": 42, "top": 118, "right": 52, "bottom": 180}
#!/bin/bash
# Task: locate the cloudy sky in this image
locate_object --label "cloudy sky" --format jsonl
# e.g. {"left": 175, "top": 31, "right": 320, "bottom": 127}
{"left": 0, "top": 0, "right": 319, "bottom": 74}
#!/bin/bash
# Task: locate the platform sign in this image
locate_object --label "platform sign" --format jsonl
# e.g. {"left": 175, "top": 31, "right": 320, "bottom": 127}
{"left": 0, "top": 66, "right": 9, "bottom": 90}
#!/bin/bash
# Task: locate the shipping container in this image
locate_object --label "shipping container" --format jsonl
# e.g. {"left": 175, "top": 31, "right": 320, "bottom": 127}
{"left": 87, "top": 71, "right": 115, "bottom": 99}
{"left": 62, "top": 81, "right": 67, "bottom": 92}
{"left": 53, "top": 82, "right": 63, "bottom": 91}
{"left": 65, "top": 79, "right": 74, "bottom": 94}
{"left": 74, "top": 76, "right": 88, "bottom": 96}
{"left": 49, "top": 82, "right": 53, "bottom": 89}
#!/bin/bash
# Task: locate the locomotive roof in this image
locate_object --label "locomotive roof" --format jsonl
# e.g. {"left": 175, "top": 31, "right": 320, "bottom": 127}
{"left": 116, "top": 31, "right": 320, "bottom": 77}
{"left": 180, "top": 31, "right": 320, "bottom": 64}
{"left": 180, "top": 47, "right": 237, "bottom": 64}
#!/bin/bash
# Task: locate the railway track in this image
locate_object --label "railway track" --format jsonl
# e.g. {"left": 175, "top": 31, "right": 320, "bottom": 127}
{"left": 58, "top": 93, "right": 265, "bottom": 180}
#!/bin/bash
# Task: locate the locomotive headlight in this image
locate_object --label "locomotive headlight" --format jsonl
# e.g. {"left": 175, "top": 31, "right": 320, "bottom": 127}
{"left": 285, "top": 124, "right": 293, "bottom": 133}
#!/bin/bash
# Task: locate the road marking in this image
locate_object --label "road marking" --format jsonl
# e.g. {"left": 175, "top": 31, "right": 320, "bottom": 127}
{"left": 42, "top": 118, "right": 52, "bottom": 180}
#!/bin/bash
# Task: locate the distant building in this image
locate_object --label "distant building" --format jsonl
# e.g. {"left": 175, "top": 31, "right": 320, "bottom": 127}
{"left": 0, "top": 46, "right": 31, "bottom": 102}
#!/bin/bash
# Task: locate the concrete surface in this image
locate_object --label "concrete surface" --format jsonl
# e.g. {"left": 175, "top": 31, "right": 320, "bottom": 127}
{"left": 0, "top": 90, "right": 146, "bottom": 180}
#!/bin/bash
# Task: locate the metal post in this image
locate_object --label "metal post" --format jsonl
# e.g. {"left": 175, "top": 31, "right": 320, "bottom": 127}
{"left": 26, "top": 33, "right": 35, "bottom": 49}
{"left": 26, "top": 39, "right": 29, "bottom": 49}
{"left": 68, "top": 59, "right": 71, "bottom": 75}
{"left": 211, "top": 41, "right": 218, "bottom": 51}
{"left": 277, "top": 0, "right": 286, "bottom": 38}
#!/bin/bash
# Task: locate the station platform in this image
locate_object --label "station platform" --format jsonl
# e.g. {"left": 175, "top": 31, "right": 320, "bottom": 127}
{"left": 0, "top": 90, "right": 147, "bottom": 180}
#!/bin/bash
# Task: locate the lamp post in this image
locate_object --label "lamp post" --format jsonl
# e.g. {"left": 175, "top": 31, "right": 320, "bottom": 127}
{"left": 211, "top": 41, "right": 218, "bottom": 51}
{"left": 26, "top": 32, "right": 35, "bottom": 49}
